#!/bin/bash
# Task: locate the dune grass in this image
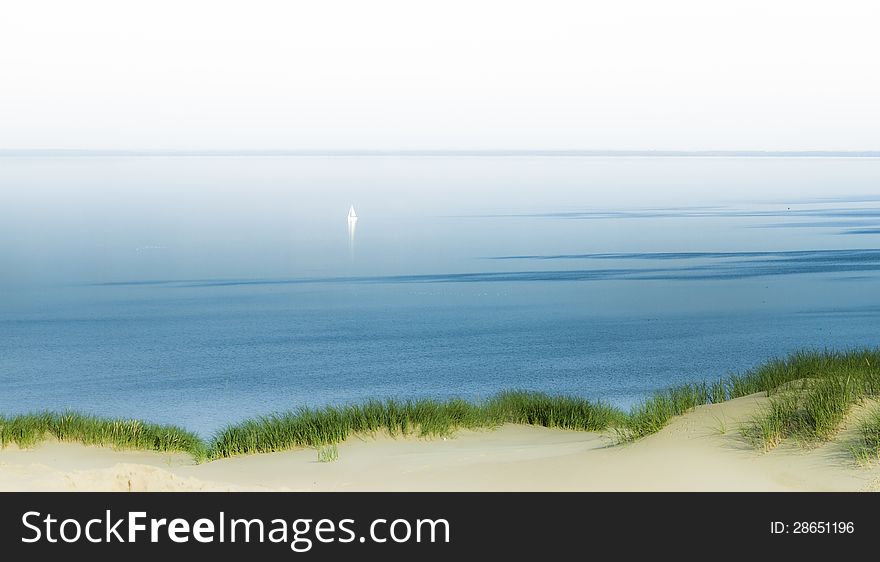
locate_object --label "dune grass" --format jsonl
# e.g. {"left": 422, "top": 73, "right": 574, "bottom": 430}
{"left": 0, "top": 393, "right": 622, "bottom": 461}
{"left": 739, "top": 350, "right": 880, "bottom": 452}
{"left": 621, "top": 349, "right": 880, "bottom": 445}
{"left": 850, "top": 407, "right": 880, "bottom": 465}
{"left": 208, "top": 392, "right": 624, "bottom": 459}
{"left": 0, "top": 411, "right": 206, "bottom": 460}
{"left": 618, "top": 350, "right": 836, "bottom": 441}
{"left": 3, "top": 349, "right": 880, "bottom": 462}
{"left": 620, "top": 382, "right": 717, "bottom": 441}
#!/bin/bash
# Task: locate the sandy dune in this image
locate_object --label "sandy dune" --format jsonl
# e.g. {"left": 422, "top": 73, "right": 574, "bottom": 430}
{"left": 2, "top": 392, "right": 879, "bottom": 491}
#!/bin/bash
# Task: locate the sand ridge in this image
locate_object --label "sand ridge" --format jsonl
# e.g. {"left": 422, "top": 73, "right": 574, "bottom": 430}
{"left": 1, "top": 393, "right": 878, "bottom": 491}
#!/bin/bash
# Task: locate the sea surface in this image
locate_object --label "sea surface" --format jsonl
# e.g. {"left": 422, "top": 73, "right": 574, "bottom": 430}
{"left": 2, "top": 155, "right": 880, "bottom": 436}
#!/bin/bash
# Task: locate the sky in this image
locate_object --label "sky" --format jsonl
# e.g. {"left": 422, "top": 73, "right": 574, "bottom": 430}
{"left": 1, "top": 0, "right": 879, "bottom": 151}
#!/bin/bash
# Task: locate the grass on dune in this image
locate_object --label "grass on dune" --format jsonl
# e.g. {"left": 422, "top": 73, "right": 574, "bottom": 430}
{"left": 620, "top": 382, "right": 716, "bottom": 441}
{"left": 739, "top": 350, "right": 880, "bottom": 452}
{"left": 0, "top": 411, "right": 206, "bottom": 460}
{"left": 3, "top": 349, "right": 880, "bottom": 462}
{"left": 1, "top": 393, "right": 622, "bottom": 461}
{"left": 850, "top": 407, "right": 880, "bottom": 465}
{"left": 208, "top": 392, "right": 624, "bottom": 459}
{"left": 618, "top": 350, "right": 835, "bottom": 441}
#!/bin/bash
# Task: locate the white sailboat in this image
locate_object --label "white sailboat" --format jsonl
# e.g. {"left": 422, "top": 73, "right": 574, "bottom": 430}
{"left": 347, "top": 204, "right": 358, "bottom": 256}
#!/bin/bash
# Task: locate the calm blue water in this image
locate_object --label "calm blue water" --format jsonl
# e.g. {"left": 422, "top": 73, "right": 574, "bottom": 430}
{"left": 2, "top": 156, "right": 880, "bottom": 436}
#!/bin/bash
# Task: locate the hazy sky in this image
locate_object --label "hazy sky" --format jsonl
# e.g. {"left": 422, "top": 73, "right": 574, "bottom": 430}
{"left": 1, "top": 0, "right": 879, "bottom": 150}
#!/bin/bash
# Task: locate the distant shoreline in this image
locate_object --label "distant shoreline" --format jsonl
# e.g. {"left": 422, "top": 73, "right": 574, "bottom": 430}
{"left": 2, "top": 149, "right": 880, "bottom": 158}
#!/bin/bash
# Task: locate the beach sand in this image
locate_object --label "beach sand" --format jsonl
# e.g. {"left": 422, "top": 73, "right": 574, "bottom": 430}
{"left": 2, "top": 392, "right": 879, "bottom": 492}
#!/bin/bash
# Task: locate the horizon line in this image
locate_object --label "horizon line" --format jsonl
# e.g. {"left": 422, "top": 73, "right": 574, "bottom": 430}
{"left": 2, "top": 149, "right": 880, "bottom": 158}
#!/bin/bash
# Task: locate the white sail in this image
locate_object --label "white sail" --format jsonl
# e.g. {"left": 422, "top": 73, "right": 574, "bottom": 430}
{"left": 347, "top": 204, "right": 358, "bottom": 257}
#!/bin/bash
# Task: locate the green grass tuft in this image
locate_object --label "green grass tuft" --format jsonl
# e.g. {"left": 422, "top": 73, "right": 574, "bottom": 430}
{"left": 620, "top": 382, "right": 711, "bottom": 441}
{"left": 317, "top": 443, "right": 339, "bottom": 463}
{"left": 738, "top": 350, "right": 880, "bottom": 451}
{"left": 850, "top": 407, "right": 880, "bottom": 465}
{"left": 208, "top": 391, "right": 623, "bottom": 459}
{"left": 0, "top": 411, "right": 206, "bottom": 460}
